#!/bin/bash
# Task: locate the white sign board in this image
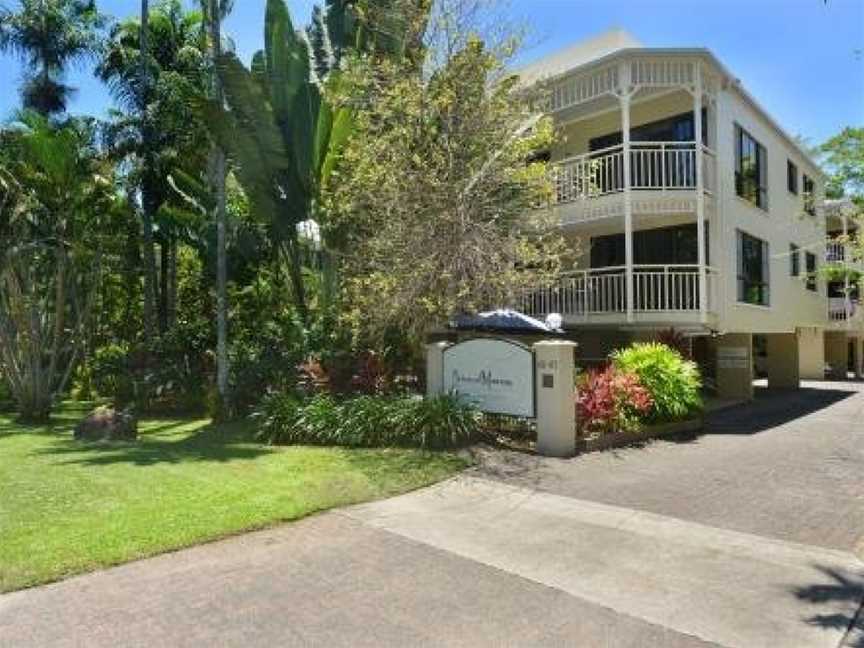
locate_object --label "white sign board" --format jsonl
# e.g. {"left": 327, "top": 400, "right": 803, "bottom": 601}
{"left": 443, "top": 338, "right": 535, "bottom": 417}
{"left": 717, "top": 346, "right": 749, "bottom": 369}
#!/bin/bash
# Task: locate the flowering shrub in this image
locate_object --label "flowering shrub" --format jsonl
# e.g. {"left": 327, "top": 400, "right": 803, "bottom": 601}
{"left": 576, "top": 366, "right": 653, "bottom": 435}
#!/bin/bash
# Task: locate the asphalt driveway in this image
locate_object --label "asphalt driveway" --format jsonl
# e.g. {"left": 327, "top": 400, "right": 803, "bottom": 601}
{"left": 2, "top": 382, "right": 863, "bottom": 647}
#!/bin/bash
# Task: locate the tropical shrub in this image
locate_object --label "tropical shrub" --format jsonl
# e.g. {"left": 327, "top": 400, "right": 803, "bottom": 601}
{"left": 611, "top": 342, "right": 702, "bottom": 423}
{"left": 90, "top": 343, "right": 128, "bottom": 398}
{"left": 576, "top": 366, "right": 653, "bottom": 435}
{"left": 253, "top": 392, "right": 481, "bottom": 449}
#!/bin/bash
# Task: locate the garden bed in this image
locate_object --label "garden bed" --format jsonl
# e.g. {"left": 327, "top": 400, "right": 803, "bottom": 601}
{"left": 578, "top": 417, "right": 703, "bottom": 453}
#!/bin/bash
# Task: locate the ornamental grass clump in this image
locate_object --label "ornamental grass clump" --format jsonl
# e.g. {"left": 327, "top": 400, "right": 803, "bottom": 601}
{"left": 611, "top": 342, "right": 703, "bottom": 423}
{"left": 576, "top": 366, "right": 653, "bottom": 436}
{"left": 253, "top": 392, "right": 481, "bottom": 450}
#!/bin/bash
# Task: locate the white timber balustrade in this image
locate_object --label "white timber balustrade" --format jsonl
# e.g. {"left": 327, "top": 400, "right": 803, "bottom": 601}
{"left": 553, "top": 142, "right": 715, "bottom": 205}
{"left": 522, "top": 265, "right": 715, "bottom": 320}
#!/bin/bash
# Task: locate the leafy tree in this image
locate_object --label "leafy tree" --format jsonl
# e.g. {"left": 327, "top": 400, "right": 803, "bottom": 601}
{"left": 327, "top": 35, "right": 564, "bottom": 343}
{"left": 0, "top": 113, "right": 116, "bottom": 420}
{"left": 0, "top": 0, "right": 105, "bottom": 116}
{"left": 821, "top": 127, "right": 864, "bottom": 200}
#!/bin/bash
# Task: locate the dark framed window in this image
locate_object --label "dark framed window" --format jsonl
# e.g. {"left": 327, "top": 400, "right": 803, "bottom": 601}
{"left": 787, "top": 160, "right": 798, "bottom": 194}
{"left": 590, "top": 223, "right": 709, "bottom": 268}
{"left": 803, "top": 174, "right": 816, "bottom": 215}
{"left": 735, "top": 125, "right": 768, "bottom": 209}
{"left": 805, "top": 252, "right": 817, "bottom": 291}
{"left": 790, "top": 244, "right": 800, "bottom": 276}
{"left": 737, "top": 230, "right": 770, "bottom": 306}
{"left": 589, "top": 109, "right": 709, "bottom": 151}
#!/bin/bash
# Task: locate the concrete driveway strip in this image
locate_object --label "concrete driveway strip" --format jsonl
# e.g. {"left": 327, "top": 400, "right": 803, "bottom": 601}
{"left": 0, "top": 512, "right": 717, "bottom": 648}
{"left": 345, "top": 475, "right": 864, "bottom": 648}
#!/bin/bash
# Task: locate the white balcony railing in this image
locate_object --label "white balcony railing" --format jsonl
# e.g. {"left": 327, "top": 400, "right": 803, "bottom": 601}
{"left": 826, "top": 243, "right": 846, "bottom": 263}
{"left": 522, "top": 265, "right": 715, "bottom": 319}
{"left": 553, "top": 142, "right": 715, "bottom": 205}
{"left": 828, "top": 298, "right": 858, "bottom": 322}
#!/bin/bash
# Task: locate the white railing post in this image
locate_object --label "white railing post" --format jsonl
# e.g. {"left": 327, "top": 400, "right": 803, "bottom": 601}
{"left": 694, "top": 64, "right": 708, "bottom": 324}
{"left": 621, "top": 93, "right": 634, "bottom": 323}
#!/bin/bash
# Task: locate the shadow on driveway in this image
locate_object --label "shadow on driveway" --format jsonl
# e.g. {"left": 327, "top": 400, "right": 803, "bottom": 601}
{"left": 704, "top": 385, "right": 857, "bottom": 436}
{"left": 792, "top": 564, "right": 864, "bottom": 647}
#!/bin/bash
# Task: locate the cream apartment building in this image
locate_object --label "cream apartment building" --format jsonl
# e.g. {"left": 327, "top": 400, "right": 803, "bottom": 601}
{"left": 518, "top": 30, "right": 863, "bottom": 399}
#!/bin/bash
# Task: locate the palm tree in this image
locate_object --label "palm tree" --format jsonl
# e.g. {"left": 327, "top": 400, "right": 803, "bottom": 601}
{"left": 98, "top": 0, "right": 208, "bottom": 336}
{"left": 201, "top": 0, "right": 233, "bottom": 412}
{"left": 210, "top": 0, "right": 429, "bottom": 322}
{"left": 0, "top": 0, "right": 105, "bottom": 116}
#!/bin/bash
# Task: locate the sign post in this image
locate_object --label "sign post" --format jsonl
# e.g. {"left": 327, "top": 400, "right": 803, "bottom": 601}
{"left": 533, "top": 340, "right": 577, "bottom": 457}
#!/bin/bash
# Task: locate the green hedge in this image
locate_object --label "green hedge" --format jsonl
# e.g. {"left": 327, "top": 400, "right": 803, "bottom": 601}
{"left": 253, "top": 393, "right": 482, "bottom": 449}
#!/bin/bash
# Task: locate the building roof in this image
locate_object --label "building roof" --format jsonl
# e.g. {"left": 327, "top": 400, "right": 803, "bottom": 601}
{"left": 515, "top": 30, "right": 824, "bottom": 176}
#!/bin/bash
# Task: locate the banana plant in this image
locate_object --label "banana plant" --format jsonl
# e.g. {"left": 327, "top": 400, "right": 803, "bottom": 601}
{"left": 207, "top": 0, "right": 357, "bottom": 323}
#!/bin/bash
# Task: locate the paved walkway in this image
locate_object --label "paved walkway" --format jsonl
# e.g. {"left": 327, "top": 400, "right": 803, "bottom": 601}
{"left": 1, "top": 382, "right": 863, "bottom": 647}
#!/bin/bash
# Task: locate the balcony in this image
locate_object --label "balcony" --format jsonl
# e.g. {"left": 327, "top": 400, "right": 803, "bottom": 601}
{"left": 552, "top": 142, "right": 716, "bottom": 225}
{"left": 828, "top": 298, "right": 860, "bottom": 323}
{"left": 522, "top": 264, "right": 716, "bottom": 326}
{"left": 826, "top": 243, "right": 846, "bottom": 263}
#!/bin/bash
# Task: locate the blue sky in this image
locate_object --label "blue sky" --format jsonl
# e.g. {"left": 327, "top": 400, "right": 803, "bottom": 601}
{"left": 0, "top": 0, "right": 862, "bottom": 145}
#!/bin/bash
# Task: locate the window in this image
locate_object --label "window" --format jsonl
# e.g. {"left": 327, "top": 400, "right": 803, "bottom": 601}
{"left": 787, "top": 160, "right": 798, "bottom": 194}
{"left": 735, "top": 125, "right": 768, "bottom": 209}
{"left": 737, "top": 231, "right": 770, "bottom": 306}
{"left": 589, "top": 109, "right": 709, "bottom": 151}
{"left": 790, "top": 244, "right": 800, "bottom": 277}
{"left": 805, "top": 252, "right": 818, "bottom": 291}
{"left": 803, "top": 174, "right": 816, "bottom": 215}
{"left": 590, "top": 224, "right": 709, "bottom": 267}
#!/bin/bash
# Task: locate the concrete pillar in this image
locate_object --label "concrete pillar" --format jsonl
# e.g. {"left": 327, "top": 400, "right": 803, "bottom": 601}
{"left": 824, "top": 332, "right": 848, "bottom": 380}
{"left": 693, "top": 64, "right": 708, "bottom": 325}
{"left": 797, "top": 327, "right": 825, "bottom": 381}
{"left": 765, "top": 333, "right": 800, "bottom": 389}
{"left": 856, "top": 337, "right": 864, "bottom": 379}
{"left": 715, "top": 333, "right": 754, "bottom": 401}
{"left": 425, "top": 341, "right": 450, "bottom": 397}
{"left": 534, "top": 340, "right": 577, "bottom": 458}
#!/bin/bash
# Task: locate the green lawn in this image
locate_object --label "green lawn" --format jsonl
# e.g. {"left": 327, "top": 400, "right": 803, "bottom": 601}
{"left": 0, "top": 403, "right": 467, "bottom": 593}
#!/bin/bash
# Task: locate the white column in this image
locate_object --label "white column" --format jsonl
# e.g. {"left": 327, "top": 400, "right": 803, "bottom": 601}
{"left": 621, "top": 93, "right": 634, "bottom": 323}
{"left": 694, "top": 65, "right": 708, "bottom": 324}
{"left": 843, "top": 215, "right": 851, "bottom": 326}
{"left": 425, "top": 341, "right": 450, "bottom": 397}
{"left": 534, "top": 340, "right": 578, "bottom": 457}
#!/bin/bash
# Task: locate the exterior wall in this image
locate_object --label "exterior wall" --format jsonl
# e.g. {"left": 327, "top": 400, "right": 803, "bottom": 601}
{"left": 712, "top": 87, "right": 828, "bottom": 335}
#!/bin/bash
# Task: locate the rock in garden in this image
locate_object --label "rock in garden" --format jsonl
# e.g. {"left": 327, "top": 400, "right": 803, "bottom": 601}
{"left": 74, "top": 407, "right": 138, "bottom": 442}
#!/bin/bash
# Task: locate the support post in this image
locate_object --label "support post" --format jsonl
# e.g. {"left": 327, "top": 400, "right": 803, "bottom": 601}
{"left": 715, "top": 333, "right": 754, "bottom": 401}
{"left": 765, "top": 333, "right": 800, "bottom": 389}
{"left": 843, "top": 215, "right": 851, "bottom": 327}
{"left": 425, "top": 341, "right": 450, "bottom": 397}
{"left": 621, "top": 92, "right": 634, "bottom": 323}
{"left": 694, "top": 65, "right": 708, "bottom": 324}
{"left": 534, "top": 340, "right": 577, "bottom": 457}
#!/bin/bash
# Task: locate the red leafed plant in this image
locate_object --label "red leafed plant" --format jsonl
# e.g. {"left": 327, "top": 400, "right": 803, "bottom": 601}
{"left": 575, "top": 366, "right": 653, "bottom": 436}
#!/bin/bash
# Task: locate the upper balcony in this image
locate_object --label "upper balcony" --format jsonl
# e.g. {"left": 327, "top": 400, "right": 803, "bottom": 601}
{"left": 552, "top": 141, "right": 716, "bottom": 225}
{"left": 530, "top": 51, "right": 722, "bottom": 228}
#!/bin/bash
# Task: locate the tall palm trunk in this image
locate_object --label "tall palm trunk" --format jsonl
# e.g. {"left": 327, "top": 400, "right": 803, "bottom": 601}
{"left": 208, "top": 0, "right": 230, "bottom": 412}
{"left": 139, "top": 0, "right": 157, "bottom": 342}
